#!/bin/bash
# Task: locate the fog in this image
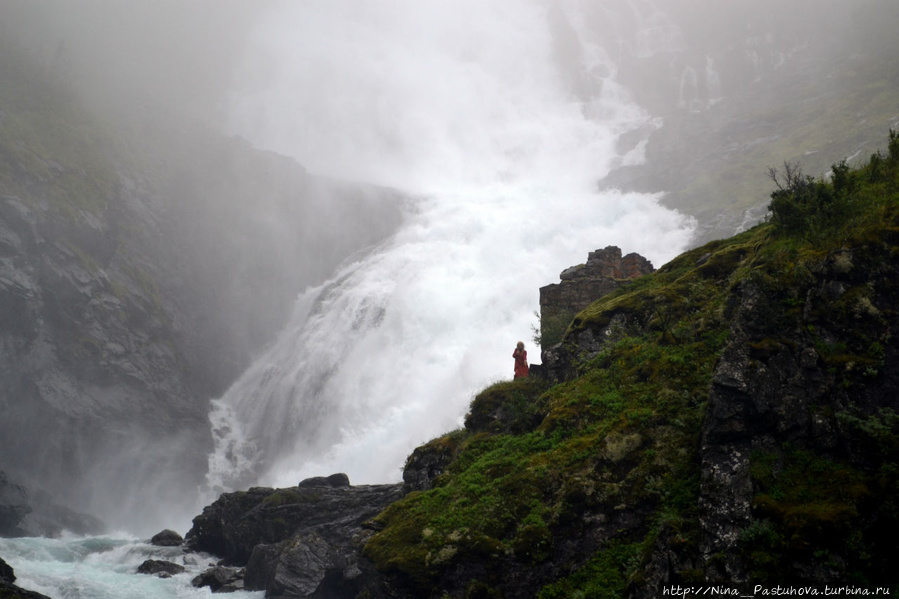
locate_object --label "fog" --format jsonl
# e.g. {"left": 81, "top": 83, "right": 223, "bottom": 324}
{"left": 0, "top": 0, "right": 273, "bottom": 125}
{"left": 2, "top": 0, "right": 896, "bottom": 533}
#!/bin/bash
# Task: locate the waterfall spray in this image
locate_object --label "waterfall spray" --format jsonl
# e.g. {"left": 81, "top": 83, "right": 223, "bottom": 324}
{"left": 206, "top": 0, "right": 695, "bottom": 495}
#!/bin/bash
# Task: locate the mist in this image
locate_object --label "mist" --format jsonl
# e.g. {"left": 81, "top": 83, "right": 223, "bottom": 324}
{"left": 205, "top": 0, "right": 695, "bottom": 494}
{"left": 2, "top": 0, "right": 897, "bottom": 536}
{"left": 0, "top": 0, "right": 274, "bottom": 126}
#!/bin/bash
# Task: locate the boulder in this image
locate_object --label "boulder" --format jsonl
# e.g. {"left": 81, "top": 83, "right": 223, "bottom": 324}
{"left": 136, "top": 559, "right": 186, "bottom": 577}
{"left": 150, "top": 529, "right": 183, "bottom": 547}
{"left": 296, "top": 473, "right": 350, "bottom": 489}
{"left": 191, "top": 565, "right": 244, "bottom": 592}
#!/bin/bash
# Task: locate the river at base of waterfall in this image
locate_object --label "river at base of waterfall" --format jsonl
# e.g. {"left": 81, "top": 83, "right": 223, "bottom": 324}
{"left": 0, "top": 534, "right": 264, "bottom": 599}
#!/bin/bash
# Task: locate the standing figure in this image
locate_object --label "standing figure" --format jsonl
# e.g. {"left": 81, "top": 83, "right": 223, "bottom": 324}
{"left": 512, "top": 341, "right": 529, "bottom": 379}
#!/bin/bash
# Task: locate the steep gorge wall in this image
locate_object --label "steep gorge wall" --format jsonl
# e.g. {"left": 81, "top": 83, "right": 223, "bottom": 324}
{"left": 0, "top": 48, "right": 403, "bottom": 532}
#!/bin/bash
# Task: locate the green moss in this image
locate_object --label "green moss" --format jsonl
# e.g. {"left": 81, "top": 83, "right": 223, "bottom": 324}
{"left": 365, "top": 132, "right": 899, "bottom": 596}
{"left": 537, "top": 540, "right": 641, "bottom": 599}
{"left": 262, "top": 489, "right": 308, "bottom": 507}
{"left": 742, "top": 445, "right": 892, "bottom": 581}
{"left": 464, "top": 377, "right": 551, "bottom": 434}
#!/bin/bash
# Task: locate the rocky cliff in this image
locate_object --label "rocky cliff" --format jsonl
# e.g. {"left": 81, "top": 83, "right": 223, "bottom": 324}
{"left": 185, "top": 474, "right": 404, "bottom": 598}
{"left": 0, "top": 37, "right": 403, "bottom": 532}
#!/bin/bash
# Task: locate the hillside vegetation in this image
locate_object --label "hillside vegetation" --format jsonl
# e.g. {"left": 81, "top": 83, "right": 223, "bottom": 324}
{"left": 363, "top": 132, "right": 899, "bottom": 597}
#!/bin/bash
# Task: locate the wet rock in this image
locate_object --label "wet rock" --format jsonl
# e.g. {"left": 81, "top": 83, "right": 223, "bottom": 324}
{"left": 150, "top": 529, "right": 183, "bottom": 547}
{"left": 403, "top": 439, "right": 458, "bottom": 493}
{"left": 137, "top": 559, "right": 186, "bottom": 577}
{"left": 0, "top": 557, "right": 52, "bottom": 599}
{"left": 0, "top": 557, "right": 14, "bottom": 582}
{"left": 186, "top": 477, "right": 404, "bottom": 598}
{"left": 191, "top": 565, "right": 244, "bottom": 592}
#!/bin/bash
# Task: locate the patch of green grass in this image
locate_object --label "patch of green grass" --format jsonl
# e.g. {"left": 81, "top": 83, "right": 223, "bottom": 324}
{"left": 537, "top": 540, "right": 641, "bottom": 599}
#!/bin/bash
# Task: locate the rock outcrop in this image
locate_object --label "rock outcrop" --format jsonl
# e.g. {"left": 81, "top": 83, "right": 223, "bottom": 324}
{"left": 691, "top": 243, "right": 899, "bottom": 584}
{"left": 539, "top": 247, "right": 653, "bottom": 340}
{"left": 0, "top": 556, "right": 52, "bottom": 599}
{"left": 191, "top": 565, "right": 246, "bottom": 593}
{"left": 185, "top": 474, "right": 404, "bottom": 598}
{"left": 136, "top": 559, "right": 186, "bottom": 578}
{"left": 539, "top": 246, "right": 653, "bottom": 380}
{"left": 149, "top": 529, "right": 183, "bottom": 547}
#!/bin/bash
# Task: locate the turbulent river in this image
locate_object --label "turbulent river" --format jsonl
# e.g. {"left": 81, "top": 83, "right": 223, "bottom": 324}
{"left": 0, "top": 535, "right": 263, "bottom": 599}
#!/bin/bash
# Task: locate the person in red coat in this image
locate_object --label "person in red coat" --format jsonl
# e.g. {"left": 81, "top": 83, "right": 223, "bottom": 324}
{"left": 513, "top": 341, "right": 529, "bottom": 379}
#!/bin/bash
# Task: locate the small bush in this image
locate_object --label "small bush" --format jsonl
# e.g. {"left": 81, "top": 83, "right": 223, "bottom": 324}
{"left": 767, "top": 130, "right": 899, "bottom": 243}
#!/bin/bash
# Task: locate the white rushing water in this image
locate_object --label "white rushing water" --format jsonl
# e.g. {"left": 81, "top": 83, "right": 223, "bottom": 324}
{"left": 0, "top": 534, "right": 263, "bottom": 599}
{"left": 205, "top": 0, "right": 696, "bottom": 495}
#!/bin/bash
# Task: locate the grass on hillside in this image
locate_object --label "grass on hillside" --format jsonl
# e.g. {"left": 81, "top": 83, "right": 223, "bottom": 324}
{"left": 363, "top": 131, "right": 899, "bottom": 597}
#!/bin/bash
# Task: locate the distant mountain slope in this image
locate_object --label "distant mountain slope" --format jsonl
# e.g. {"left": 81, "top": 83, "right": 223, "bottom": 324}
{"left": 0, "top": 38, "right": 403, "bottom": 533}
{"left": 596, "top": 0, "right": 899, "bottom": 243}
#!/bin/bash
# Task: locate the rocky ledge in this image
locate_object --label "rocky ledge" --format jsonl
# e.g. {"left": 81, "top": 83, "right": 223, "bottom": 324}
{"left": 185, "top": 473, "right": 404, "bottom": 598}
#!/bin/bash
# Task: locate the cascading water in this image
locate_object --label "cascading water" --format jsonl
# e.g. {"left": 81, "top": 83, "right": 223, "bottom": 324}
{"left": 205, "top": 0, "right": 697, "bottom": 496}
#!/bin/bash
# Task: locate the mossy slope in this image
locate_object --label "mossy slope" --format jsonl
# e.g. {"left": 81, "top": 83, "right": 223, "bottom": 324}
{"left": 363, "top": 133, "right": 899, "bottom": 598}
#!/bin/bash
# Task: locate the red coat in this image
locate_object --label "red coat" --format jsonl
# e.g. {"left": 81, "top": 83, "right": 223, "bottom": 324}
{"left": 513, "top": 348, "right": 529, "bottom": 379}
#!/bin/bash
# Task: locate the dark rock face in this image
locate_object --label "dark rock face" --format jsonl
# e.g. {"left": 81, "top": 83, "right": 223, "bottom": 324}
{"left": 0, "top": 109, "right": 403, "bottom": 531}
{"left": 0, "top": 471, "right": 30, "bottom": 536}
{"left": 539, "top": 246, "right": 653, "bottom": 374}
{"left": 402, "top": 440, "right": 459, "bottom": 494}
{"left": 0, "top": 557, "right": 52, "bottom": 599}
{"left": 136, "top": 559, "right": 186, "bottom": 577}
{"left": 540, "top": 246, "right": 653, "bottom": 332}
{"left": 191, "top": 565, "right": 245, "bottom": 592}
{"left": 631, "top": 242, "right": 899, "bottom": 591}
{"left": 0, "top": 556, "right": 14, "bottom": 582}
{"left": 542, "top": 312, "right": 633, "bottom": 383}
{"left": 185, "top": 474, "right": 404, "bottom": 598}
{"left": 0, "top": 580, "right": 53, "bottom": 599}
{"left": 0, "top": 470, "right": 103, "bottom": 537}
{"left": 697, "top": 253, "right": 899, "bottom": 582}
{"left": 150, "top": 529, "right": 183, "bottom": 547}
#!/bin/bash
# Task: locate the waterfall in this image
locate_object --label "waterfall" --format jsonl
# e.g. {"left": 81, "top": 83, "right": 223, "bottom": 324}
{"left": 706, "top": 55, "right": 723, "bottom": 107}
{"left": 205, "top": 0, "right": 696, "bottom": 495}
